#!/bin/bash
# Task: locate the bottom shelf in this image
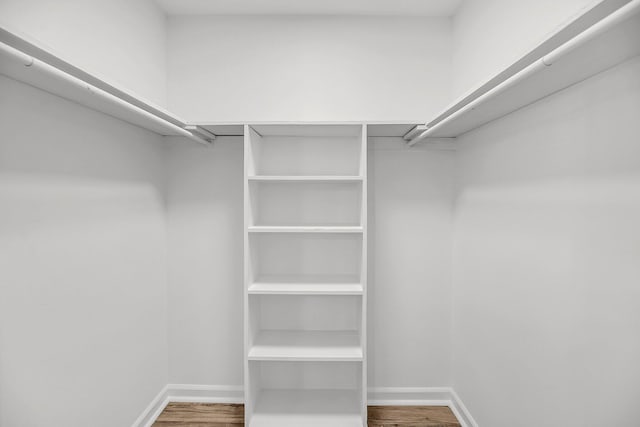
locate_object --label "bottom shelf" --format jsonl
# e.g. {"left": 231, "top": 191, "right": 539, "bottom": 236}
{"left": 250, "top": 389, "right": 363, "bottom": 427}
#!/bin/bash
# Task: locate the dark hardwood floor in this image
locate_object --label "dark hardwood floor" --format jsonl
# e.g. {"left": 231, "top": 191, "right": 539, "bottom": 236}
{"left": 152, "top": 402, "right": 461, "bottom": 426}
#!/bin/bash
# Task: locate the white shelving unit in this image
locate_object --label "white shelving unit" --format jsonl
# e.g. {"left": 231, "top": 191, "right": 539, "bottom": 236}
{"left": 244, "top": 124, "right": 367, "bottom": 426}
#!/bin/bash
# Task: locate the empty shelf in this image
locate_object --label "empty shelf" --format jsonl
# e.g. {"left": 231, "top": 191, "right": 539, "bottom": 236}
{"left": 248, "top": 175, "right": 363, "bottom": 182}
{"left": 250, "top": 389, "right": 362, "bottom": 427}
{"left": 250, "top": 275, "right": 362, "bottom": 295}
{"left": 248, "top": 226, "right": 363, "bottom": 233}
{"left": 249, "top": 282, "right": 363, "bottom": 295}
{"left": 248, "top": 330, "right": 362, "bottom": 361}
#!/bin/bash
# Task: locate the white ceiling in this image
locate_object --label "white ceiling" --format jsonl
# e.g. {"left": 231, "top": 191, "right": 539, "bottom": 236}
{"left": 155, "top": 0, "right": 463, "bottom": 17}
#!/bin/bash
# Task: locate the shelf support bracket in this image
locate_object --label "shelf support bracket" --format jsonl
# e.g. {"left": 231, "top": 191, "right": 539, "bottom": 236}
{"left": 403, "top": 124, "right": 427, "bottom": 142}
{"left": 185, "top": 125, "right": 216, "bottom": 144}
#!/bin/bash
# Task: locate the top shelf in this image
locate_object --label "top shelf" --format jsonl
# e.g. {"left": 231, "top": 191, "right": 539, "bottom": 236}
{"left": 412, "top": 0, "right": 640, "bottom": 140}
{"left": 250, "top": 123, "right": 363, "bottom": 137}
{"left": 197, "top": 122, "right": 419, "bottom": 138}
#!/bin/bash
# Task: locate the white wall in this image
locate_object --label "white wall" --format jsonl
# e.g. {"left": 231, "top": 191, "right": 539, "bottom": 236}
{"left": 0, "top": 76, "right": 169, "bottom": 427}
{"left": 165, "top": 138, "right": 244, "bottom": 386}
{"left": 164, "top": 14, "right": 456, "bottom": 390}
{"left": 166, "top": 15, "right": 452, "bottom": 122}
{"left": 0, "top": 0, "right": 168, "bottom": 106}
{"left": 451, "top": 0, "right": 597, "bottom": 99}
{"left": 369, "top": 139, "right": 454, "bottom": 387}
{"left": 164, "top": 137, "right": 455, "bottom": 389}
{"left": 451, "top": 56, "right": 640, "bottom": 426}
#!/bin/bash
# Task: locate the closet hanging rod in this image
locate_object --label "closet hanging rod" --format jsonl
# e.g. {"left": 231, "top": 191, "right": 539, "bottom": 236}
{"left": 542, "top": 0, "right": 640, "bottom": 65}
{"left": 408, "top": 0, "right": 640, "bottom": 145}
{"left": 0, "top": 41, "right": 212, "bottom": 145}
{"left": 0, "top": 26, "right": 188, "bottom": 128}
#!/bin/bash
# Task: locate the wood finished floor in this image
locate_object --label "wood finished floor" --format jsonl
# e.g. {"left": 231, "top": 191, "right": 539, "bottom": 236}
{"left": 153, "top": 403, "right": 461, "bottom": 426}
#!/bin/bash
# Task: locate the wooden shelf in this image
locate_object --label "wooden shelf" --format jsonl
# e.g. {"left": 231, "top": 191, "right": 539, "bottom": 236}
{"left": 416, "top": 2, "right": 640, "bottom": 140}
{"left": 248, "top": 330, "right": 362, "bottom": 361}
{"left": 248, "top": 226, "right": 363, "bottom": 233}
{"left": 250, "top": 389, "right": 362, "bottom": 427}
{"left": 248, "top": 175, "right": 363, "bottom": 182}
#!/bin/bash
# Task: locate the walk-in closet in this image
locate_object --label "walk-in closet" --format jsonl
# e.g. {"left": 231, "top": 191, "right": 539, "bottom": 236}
{"left": 1, "top": 0, "right": 639, "bottom": 426}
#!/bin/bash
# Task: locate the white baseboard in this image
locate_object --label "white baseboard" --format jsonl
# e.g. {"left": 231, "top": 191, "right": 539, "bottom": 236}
{"left": 368, "top": 387, "right": 478, "bottom": 427}
{"left": 449, "top": 388, "right": 479, "bottom": 427}
{"left": 166, "top": 383, "right": 244, "bottom": 403}
{"left": 131, "top": 384, "right": 242, "bottom": 427}
{"left": 131, "top": 385, "right": 169, "bottom": 427}
{"left": 133, "top": 384, "right": 478, "bottom": 427}
{"left": 367, "top": 386, "right": 452, "bottom": 406}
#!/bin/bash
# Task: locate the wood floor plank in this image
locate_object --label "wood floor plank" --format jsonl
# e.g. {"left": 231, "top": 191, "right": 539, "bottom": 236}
{"left": 152, "top": 403, "right": 461, "bottom": 427}
{"left": 368, "top": 405, "right": 460, "bottom": 427}
{"left": 154, "top": 424, "right": 242, "bottom": 427}
{"left": 154, "top": 403, "right": 244, "bottom": 424}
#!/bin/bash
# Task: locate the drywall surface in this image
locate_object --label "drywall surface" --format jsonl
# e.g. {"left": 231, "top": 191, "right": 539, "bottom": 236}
{"left": 369, "top": 138, "right": 454, "bottom": 387}
{"left": 165, "top": 137, "right": 244, "bottom": 385}
{"left": 0, "top": 76, "right": 169, "bottom": 427}
{"left": 165, "top": 137, "right": 455, "bottom": 388}
{"left": 451, "top": 56, "right": 640, "bottom": 426}
{"left": 451, "top": 0, "right": 597, "bottom": 99}
{"left": 166, "top": 15, "right": 452, "bottom": 122}
{"left": 0, "top": 0, "right": 168, "bottom": 106}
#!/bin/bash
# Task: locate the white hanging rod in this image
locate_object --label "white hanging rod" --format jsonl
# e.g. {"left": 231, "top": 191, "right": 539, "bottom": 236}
{"left": 543, "top": 0, "right": 640, "bottom": 65}
{"left": 0, "top": 41, "right": 212, "bottom": 145}
{"left": 0, "top": 26, "right": 188, "bottom": 129}
{"left": 408, "top": 0, "right": 640, "bottom": 146}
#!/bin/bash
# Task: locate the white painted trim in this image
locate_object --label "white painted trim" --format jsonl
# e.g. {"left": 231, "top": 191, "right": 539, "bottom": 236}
{"left": 449, "top": 389, "right": 479, "bottom": 427}
{"left": 367, "top": 386, "right": 451, "bottom": 405}
{"left": 367, "top": 387, "right": 478, "bottom": 427}
{"left": 133, "top": 384, "right": 478, "bottom": 427}
{"left": 167, "top": 384, "right": 244, "bottom": 404}
{"left": 168, "top": 383, "right": 244, "bottom": 391}
{"left": 131, "top": 385, "right": 169, "bottom": 427}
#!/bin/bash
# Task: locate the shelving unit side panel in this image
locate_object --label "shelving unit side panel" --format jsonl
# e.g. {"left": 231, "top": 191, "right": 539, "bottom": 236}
{"left": 360, "top": 124, "right": 368, "bottom": 425}
{"left": 247, "top": 126, "right": 262, "bottom": 176}
{"left": 245, "top": 125, "right": 269, "bottom": 423}
{"left": 244, "top": 124, "right": 253, "bottom": 422}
